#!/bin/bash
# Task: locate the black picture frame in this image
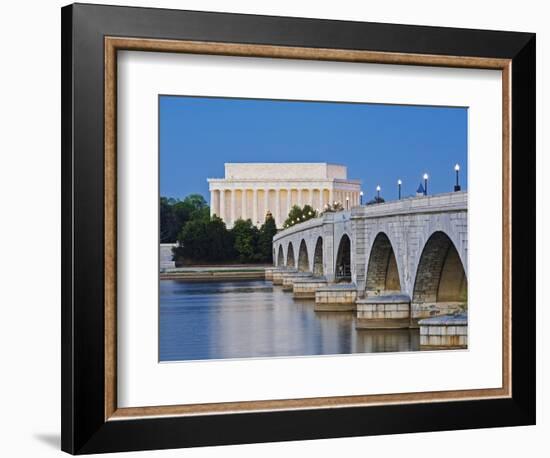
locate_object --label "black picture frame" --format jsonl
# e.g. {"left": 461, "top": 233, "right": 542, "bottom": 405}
{"left": 61, "top": 3, "right": 535, "bottom": 454}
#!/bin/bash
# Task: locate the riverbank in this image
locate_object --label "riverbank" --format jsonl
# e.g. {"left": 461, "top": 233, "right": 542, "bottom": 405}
{"left": 160, "top": 265, "right": 268, "bottom": 281}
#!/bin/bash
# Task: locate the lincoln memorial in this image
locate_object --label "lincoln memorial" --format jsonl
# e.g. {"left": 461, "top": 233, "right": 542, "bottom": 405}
{"left": 207, "top": 163, "right": 362, "bottom": 228}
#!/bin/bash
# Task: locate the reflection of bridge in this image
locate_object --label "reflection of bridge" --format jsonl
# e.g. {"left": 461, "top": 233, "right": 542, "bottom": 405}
{"left": 271, "top": 192, "right": 468, "bottom": 329}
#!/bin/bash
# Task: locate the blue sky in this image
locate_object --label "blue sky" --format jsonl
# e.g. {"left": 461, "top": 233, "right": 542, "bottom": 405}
{"left": 160, "top": 96, "right": 467, "bottom": 202}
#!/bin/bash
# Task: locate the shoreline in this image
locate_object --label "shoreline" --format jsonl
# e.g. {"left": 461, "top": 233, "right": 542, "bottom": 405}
{"left": 160, "top": 265, "right": 268, "bottom": 281}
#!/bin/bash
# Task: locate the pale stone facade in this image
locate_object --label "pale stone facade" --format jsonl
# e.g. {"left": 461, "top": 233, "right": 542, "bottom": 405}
{"left": 207, "top": 163, "right": 361, "bottom": 228}
{"left": 272, "top": 191, "right": 468, "bottom": 321}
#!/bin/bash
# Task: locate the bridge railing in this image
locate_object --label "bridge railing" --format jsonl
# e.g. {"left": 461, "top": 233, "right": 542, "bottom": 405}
{"left": 273, "top": 191, "right": 467, "bottom": 242}
{"left": 351, "top": 191, "right": 467, "bottom": 219}
{"left": 273, "top": 211, "right": 349, "bottom": 242}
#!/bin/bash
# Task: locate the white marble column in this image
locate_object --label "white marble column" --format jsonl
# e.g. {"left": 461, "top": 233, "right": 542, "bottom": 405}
{"left": 264, "top": 189, "right": 269, "bottom": 217}
{"left": 319, "top": 189, "right": 325, "bottom": 209}
{"left": 298, "top": 188, "right": 303, "bottom": 207}
{"left": 275, "top": 189, "right": 281, "bottom": 226}
{"left": 252, "top": 189, "right": 258, "bottom": 225}
{"left": 219, "top": 189, "right": 225, "bottom": 221}
{"left": 215, "top": 190, "right": 220, "bottom": 216}
{"left": 329, "top": 188, "right": 334, "bottom": 206}
{"left": 230, "top": 189, "right": 236, "bottom": 225}
{"left": 241, "top": 189, "right": 247, "bottom": 221}
{"left": 286, "top": 189, "right": 291, "bottom": 218}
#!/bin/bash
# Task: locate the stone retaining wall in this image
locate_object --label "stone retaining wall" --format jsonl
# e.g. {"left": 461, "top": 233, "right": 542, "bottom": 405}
{"left": 160, "top": 243, "right": 176, "bottom": 270}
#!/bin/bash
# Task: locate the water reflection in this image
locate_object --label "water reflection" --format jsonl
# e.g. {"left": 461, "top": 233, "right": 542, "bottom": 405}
{"left": 160, "top": 280, "right": 419, "bottom": 362}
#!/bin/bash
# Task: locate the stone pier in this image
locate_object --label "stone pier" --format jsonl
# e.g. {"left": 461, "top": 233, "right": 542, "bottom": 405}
{"left": 265, "top": 267, "right": 275, "bottom": 281}
{"left": 314, "top": 284, "right": 357, "bottom": 312}
{"left": 292, "top": 277, "right": 328, "bottom": 299}
{"left": 272, "top": 268, "right": 296, "bottom": 285}
{"left": 419, "top": 313, "right": 468, "bottom": 349}
{"left": 411, "top": 302, "right": 467, "bottom": 327}
{"left": 282, "top": 272, "right": 313, "bottom": 291}
{"left": 356, "top": 294, "right": 410, "bottom": 329}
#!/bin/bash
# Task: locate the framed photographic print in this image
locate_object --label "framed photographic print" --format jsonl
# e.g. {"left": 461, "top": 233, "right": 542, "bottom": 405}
{"left": 61, "top": 3, "right": 536, "bottom": 454}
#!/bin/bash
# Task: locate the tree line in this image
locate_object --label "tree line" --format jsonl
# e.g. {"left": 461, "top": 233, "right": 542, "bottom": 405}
{"left": 161, "top": 194, "right": 277, "bottom": 265}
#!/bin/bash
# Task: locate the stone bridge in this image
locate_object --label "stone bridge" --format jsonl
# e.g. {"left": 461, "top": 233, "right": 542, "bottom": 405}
{"left": 271, "top": 192, "right": 468, "bottom": 327}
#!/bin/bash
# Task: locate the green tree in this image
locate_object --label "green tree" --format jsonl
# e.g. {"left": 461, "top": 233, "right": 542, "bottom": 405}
{"left": 321, "top": 202, "right": 344, "bottom": 214}
{"left": 182, "top": 194, "right": 209, "bottom": 220}
{"left": 160, "top": 197, "right": 177, "bottom": 242}
{"left": 174, "top": 215, "right": 234, "bottom": 264}
{"left": 283, "top": 204, "right": 318, "bottom": 228}
{"left": 302, "top": 204, "right": 317, "bottom": 221}
{"left": 231, "top": 218, "right": 260, "bottom": 263}
{"left": 160, "top": 194, "right": 210, "bottom": 243}
{"left": 257, "top": 212, "right": 278, "bottom": 262}
{"left": 204, "top": 215, "right": 235, "bottom": 261}
{"left": 175, "top": 218, "right": 209, "bottom": 261}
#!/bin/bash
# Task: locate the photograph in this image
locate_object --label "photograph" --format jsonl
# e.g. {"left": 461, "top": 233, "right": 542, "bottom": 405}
{"left": 158, "top": 95, "right": 468, "bottom": 362}
{"left": 51, "top": 2, "right": 536, "bottom": 455}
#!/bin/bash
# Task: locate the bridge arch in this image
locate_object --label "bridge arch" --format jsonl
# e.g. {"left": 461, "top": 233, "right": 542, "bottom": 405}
{"left": 313, "top": 237, "right": 323, "bottom": 276}
{"left": 286, "top": 242, "right": 295, "bottom": 268}
{"left": 412, "top": 231, "right": 467, "bottom": 315}
{"left": 365, "top": 232, "right": 401, "bottom": 296}
{"left": 277, "top": 245, "right": 284, "bottom": 267}
{"left": 335, "top": 233, "right": 351, "bottom": 282}
{"left": 297, "top": 239, "right": 309, "bottom": 272}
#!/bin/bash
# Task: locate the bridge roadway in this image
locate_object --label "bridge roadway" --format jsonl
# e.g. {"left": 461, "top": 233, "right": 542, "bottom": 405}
{"left": 271, "top": 191, "right": 468, "bottom": 326}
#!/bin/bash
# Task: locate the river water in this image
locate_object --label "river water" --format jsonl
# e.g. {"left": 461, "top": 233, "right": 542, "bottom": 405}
{"left": 160, "top": 279, "right": 419, "bottom": 362}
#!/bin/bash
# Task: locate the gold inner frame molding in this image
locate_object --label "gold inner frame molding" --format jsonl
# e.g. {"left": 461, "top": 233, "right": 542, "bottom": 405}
{"left": 104, "top": 36, "right": 512, "bottom": 421}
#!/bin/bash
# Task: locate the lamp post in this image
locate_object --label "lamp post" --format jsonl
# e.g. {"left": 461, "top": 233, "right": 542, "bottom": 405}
{"left": 376, "top": 185, "right": 381, "bottom": 201}
{"left": 423, "top": 173, "right": 429, "bottom": 196}
{"left": 345, "top": 196, "right": 349, "bottom": 210}
{"left": 454, "top": 163, "right": 461, "bottom": 191}
{"left": 360, "top": 191, "right": 363, "bottom": 206}
{"left": 397, "top": 179, "right": 402, "bottom": 200}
